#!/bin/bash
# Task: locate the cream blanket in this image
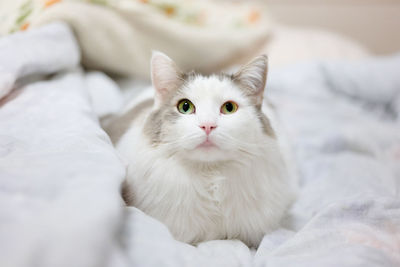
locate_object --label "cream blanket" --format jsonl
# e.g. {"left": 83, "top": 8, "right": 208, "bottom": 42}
{"left": 0, "top": 0, "right": 270, "bottom": 79}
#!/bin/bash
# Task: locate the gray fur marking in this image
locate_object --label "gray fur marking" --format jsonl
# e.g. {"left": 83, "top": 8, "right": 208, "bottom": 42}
{"left": 143, "top": 104, "right": 180, "bottom": 145}
{"left": 105, "top": 99, "right": 153, "bottom": 144}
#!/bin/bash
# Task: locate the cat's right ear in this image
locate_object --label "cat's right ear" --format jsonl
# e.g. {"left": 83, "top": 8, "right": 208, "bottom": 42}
{"left": 151, "top": 51, "right": 183, "bottom": 107}
{"left": 232, "top": 55, "right": 268, "bottom": 107}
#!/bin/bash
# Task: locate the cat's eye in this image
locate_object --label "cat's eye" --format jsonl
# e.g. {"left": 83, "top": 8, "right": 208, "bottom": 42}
{"left": 221, "top": 101, "right": 238, "bottom": 114}
{"left": 177, "top": 99, "right": 195, "bottom": 114}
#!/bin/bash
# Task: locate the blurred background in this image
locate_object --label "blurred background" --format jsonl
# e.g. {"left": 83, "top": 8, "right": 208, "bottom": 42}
{"left": 264, "top": 0, "right": 400, "bottom": 54}
{"left": 1, "top": 0, "right": 399, "bottom": 77}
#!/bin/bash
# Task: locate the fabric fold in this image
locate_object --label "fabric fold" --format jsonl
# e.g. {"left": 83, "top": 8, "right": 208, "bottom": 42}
{"left": 0, "top": 22, "right": 80, "bottom": 100}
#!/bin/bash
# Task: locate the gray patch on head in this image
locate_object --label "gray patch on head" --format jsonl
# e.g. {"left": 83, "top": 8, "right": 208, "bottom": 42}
{"left": 217, "top": 73, "right": 233, "bottom": 82}
{"left": 182, "top": 71, "right": 233, "bottom": 85}
{"left": 231, "top": 55, "right": 268, "bottom": 106}
{"left": 224, "top": 72, "right": 274, "bottom": 137}
{"left": 231, "top": 78, "right": 265, "bottom": 106}
{"left": 164, "top": 109, "right": 180, "bottom": 121}
{"left": 181, "top": 71, "right": 197, "bottom": 81}
{"left": 143, "top": 109, "right": 163, "bottom": 145}
{"left": 143, "top": 103, "right": 180, "bottom": 145}
{"left": 180, "top": 71, "right": 198, "bottom": 92}
{"left": 143, "top": 71, "right": 197, "bottom": 145}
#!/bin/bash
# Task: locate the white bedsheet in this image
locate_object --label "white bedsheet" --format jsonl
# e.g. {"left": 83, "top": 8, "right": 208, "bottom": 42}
{"left": 0, "top": 23, "right": 399, "bottom": 267}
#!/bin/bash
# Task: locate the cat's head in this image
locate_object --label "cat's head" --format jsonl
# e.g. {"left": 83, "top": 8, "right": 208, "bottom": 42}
{"left": 144, "top": 51, "right": 274, "bottom": 162}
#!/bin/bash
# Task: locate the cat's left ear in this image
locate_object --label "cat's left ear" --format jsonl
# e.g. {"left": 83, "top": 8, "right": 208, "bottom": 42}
{"left": 151, "top": 51, "right": 184, "bottom": 107}
{"left": 232, "top": 55, "right": 268, "bottom": 106}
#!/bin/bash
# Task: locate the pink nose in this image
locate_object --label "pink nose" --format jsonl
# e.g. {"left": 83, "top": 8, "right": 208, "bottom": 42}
{"left": 199, "top": 123, "right": 217, "bottom": 135}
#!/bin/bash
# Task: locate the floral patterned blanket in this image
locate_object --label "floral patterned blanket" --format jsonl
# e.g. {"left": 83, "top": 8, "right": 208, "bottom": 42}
{"left": 0, "top": 0, "right": 270, "bottom": 78}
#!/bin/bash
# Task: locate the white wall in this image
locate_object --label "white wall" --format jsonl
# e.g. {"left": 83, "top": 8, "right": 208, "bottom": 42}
{"left": 264, "top": 0, "right": 400, "bottom": 54}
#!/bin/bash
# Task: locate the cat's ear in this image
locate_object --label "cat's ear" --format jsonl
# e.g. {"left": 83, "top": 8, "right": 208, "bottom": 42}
{"left": 151, "top": 51, "right": 183, "bottom": 107}
{"left": 232, "top": 55, "right": 268, "bottom": 106}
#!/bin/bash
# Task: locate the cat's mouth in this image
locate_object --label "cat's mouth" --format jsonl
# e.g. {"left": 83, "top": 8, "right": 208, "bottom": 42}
{"left": 197, "top": 138, "right": 217, "bottom": 149}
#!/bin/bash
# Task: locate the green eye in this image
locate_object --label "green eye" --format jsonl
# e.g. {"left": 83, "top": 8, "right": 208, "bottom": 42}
{"left": 221, "top": 101, "right": 238, "bottom": 114}
{"left": 177, "top": 99, "right": 195, "bottom": 114}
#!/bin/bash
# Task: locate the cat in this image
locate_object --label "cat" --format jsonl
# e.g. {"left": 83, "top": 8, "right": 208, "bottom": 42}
{"left": 106, "top": 51, "right": 296, "bottom": 247}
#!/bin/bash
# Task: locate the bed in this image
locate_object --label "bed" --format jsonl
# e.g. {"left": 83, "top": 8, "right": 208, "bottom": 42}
{"left": 0, "top": 2, "right": 399, "bottom": 267}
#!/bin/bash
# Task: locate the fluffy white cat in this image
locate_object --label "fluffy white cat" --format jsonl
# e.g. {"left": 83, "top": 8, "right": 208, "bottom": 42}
{"left": 106, "top": 52, "right": 296, "bottom": 247}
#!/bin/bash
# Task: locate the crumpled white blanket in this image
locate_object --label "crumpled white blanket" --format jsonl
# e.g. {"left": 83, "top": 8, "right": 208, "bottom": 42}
{"left": 1, "top": 23, "right": 399, "bottom": 267}
{"left": 0, "top": 23, "right": 126, "bottom": 267}
{"left": 257, "top": 58, "right": 400, "bottom": 266}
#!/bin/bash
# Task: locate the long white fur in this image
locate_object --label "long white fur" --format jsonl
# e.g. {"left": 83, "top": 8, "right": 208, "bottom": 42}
{"left": 115, "top": 53, "right": 296, "bottom": 247}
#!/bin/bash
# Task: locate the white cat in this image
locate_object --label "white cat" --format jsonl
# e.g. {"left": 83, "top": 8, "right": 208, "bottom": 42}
{"left": 106, "top": 52, "right": 296, "bottom": 247}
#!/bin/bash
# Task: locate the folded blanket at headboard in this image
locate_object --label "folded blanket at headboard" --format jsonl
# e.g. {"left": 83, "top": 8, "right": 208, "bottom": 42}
{"left": 0, "top": 0, "right": 270, "bottom": 79}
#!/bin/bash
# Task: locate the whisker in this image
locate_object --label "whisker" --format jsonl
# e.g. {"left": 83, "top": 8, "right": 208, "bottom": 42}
{"left": 217, "top": 132, "right": 276, "bottom": 148}
{"left": 157, "top": 133, "right": 202, "bottom": 153}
